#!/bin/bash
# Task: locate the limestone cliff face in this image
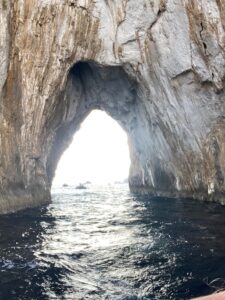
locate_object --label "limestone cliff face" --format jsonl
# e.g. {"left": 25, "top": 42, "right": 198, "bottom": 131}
{"left": 1, "top": 0, "right": 225, "bottom": 213}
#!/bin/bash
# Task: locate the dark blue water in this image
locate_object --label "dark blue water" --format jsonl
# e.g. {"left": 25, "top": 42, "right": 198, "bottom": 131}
{"left": 0, "top": 184, "right": 225, "bottom": 300}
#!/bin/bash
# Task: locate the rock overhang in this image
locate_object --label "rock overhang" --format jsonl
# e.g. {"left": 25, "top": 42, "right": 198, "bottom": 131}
{"left": 0, "top": 0, "right": 225, "bottom": 213}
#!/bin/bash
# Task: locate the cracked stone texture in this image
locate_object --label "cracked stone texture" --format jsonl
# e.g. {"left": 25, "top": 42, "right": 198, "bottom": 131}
{"left": 1, "top": 0, "right": 225, "bottom": 213}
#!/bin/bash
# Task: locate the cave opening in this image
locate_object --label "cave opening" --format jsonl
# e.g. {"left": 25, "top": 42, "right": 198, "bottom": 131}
{"left": 52, "top": 109, "right": 131, "bottom": 187}
{"left": 47, "top": 61, "right": 142, "bottom": 192}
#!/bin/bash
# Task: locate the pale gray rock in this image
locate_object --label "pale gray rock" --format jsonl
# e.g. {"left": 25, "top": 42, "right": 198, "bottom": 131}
{"left": 0, "top": 1, "right": 9, "bottom": 98}
{"left": 1, "top": 0, "right": 225, "bottom": 213}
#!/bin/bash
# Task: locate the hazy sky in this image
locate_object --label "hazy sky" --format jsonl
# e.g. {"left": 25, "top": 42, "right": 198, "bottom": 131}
{"left": 52, "top": 110, "right": 130, "bottom": 186}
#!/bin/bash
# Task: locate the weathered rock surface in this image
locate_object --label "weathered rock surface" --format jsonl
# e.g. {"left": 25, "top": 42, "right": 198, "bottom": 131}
{"left": 1, "top": 0, "right": 225, "bottom": 213}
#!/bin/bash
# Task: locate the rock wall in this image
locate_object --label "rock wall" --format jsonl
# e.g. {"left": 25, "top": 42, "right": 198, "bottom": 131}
{"left": 1, "top": 0, "right": 225, "bottom": 213}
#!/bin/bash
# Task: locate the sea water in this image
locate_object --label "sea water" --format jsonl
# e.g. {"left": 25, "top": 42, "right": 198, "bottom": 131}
{"left": 0, "top": 184, "right": 225, "bottom": 299}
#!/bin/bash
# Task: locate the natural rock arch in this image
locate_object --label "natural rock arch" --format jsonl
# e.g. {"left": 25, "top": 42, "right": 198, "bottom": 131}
{"left": 40, "top": 60, "right": 186, "bottom": 200}
{"left": 46, "top": 61, "right": 140, "bottom": 187}
{"left": 1, "top": 0, "right": 225, "bottom": 213}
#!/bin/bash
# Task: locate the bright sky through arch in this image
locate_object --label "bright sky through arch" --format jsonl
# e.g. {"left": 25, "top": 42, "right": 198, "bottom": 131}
{"left": 52, "top": 110, "right": 130, "bottom": 186}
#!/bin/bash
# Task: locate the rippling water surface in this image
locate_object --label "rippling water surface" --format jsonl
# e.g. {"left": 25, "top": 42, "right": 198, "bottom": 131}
{"left": 1, "top": 184, "right": 225, "bottom": 299}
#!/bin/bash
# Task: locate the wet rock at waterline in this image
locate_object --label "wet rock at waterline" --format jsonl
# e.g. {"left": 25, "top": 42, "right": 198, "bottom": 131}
{"left": 1, "top": 0, "right": 225, "bottom": 213}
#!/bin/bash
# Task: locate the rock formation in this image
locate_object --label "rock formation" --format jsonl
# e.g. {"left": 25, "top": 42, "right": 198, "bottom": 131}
{"left": 1, "top": 0, "right": 225, "bottom": 213}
